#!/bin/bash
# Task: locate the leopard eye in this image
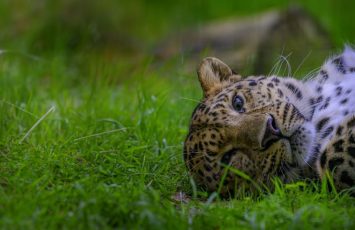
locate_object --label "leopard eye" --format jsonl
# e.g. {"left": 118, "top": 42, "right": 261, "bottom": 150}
{"left": 232, "top": 95, "right": 245, "bottom": 112}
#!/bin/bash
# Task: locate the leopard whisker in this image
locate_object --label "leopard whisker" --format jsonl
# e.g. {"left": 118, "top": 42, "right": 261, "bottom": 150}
{"left": 179, "top": 97, "right": 206, "bottom": 105}
{"left": 279, "top": 53, "right": 293, "bottom": 77}
{"left": 303, "top": 66, "right": 321, "bottom": 81}
{"left": 268, "top": 58, "right": 283, "bottom": 77}
{"left": 293, "top": 50, "right": 312, "bottom": 77}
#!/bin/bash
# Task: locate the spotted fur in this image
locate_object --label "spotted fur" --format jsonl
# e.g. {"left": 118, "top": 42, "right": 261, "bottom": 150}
{"left": 184, "top": 47, "right": 355, "bottom": 196}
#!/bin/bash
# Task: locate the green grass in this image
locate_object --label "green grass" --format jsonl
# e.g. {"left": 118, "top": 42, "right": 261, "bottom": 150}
{"left": 1, "top": 0, "right": 355, "bottom": 229}
{"left": 1, "top": 48, "right": 354, "bottom": 230}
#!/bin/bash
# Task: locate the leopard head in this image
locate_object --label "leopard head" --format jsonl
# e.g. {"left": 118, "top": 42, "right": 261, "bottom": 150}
{"left": 183, "top": 57, "right": 316, "bottom": 196}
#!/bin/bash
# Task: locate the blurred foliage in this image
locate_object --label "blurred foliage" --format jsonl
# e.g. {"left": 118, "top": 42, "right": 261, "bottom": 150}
{"left": 0, "top": 0, "right": 354, "bottom": 56}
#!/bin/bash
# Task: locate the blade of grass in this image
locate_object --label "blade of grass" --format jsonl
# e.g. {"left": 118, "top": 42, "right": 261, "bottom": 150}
{"left": 72, "top": 127, "right": 128, "bottom": 142}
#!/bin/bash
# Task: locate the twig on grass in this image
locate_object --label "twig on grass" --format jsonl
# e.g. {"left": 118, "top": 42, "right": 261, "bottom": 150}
{"left": 19, "top": 106, "right": 55, "bottom": 143}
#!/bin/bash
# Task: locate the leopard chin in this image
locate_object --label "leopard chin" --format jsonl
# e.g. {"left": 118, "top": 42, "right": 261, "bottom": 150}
{"left": 288, "top": 121, "right": 317, "bottom": 167}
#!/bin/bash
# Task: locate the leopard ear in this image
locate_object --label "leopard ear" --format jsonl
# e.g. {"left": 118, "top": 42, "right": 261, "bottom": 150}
{"left": 197, "top": 57, "right": 241, "bottom": 96}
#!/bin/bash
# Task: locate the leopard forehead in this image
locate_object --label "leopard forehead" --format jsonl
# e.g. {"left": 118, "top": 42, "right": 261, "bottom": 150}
{"left": 189, "top": 76, "right": 287, "bottom": 125}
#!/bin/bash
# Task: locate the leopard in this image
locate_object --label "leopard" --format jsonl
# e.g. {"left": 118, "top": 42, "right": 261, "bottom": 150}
{"left": 183, "top": 46, "right": 355, "bottom": 196}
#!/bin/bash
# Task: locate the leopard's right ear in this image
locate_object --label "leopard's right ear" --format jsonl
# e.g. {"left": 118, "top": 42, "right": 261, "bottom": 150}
{"left": 197, "top": 57, "right": 241, "bottom": 97}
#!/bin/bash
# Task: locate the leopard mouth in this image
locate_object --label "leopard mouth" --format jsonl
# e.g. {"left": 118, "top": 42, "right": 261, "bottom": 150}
{"left": 261, "top": 137, "right": 288, "bottom": 151}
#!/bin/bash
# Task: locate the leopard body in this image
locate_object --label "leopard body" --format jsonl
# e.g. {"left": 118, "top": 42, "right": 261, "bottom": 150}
{"left": 183, "top": 47, "right": 355, "bottom": 195}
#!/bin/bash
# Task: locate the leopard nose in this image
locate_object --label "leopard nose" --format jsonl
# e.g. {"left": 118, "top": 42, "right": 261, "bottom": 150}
{"left": 261, "top": 116, "right": 282, "bottom": 149}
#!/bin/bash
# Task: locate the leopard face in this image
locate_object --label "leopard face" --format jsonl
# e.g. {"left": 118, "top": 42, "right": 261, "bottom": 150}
{"left": 183, "top": 57, "right": 316, "bottom": 195}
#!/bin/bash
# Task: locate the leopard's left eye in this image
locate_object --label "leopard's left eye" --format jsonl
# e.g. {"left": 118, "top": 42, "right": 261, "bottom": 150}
{"left": 232, "top": 95, "right": 245, "bottom": 113}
